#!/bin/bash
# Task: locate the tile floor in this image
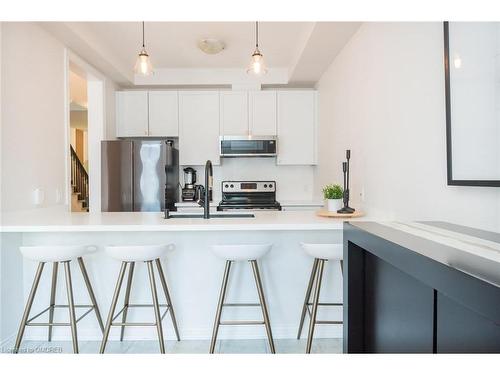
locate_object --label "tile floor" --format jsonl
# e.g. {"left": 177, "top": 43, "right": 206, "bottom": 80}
{"left": 2, "top": 338, "right": 342, "bottom": 354}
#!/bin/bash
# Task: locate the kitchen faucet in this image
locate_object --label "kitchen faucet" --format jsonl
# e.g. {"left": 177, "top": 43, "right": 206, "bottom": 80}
{"left": 196, "top": 160, "right": 213, "bottom": 219}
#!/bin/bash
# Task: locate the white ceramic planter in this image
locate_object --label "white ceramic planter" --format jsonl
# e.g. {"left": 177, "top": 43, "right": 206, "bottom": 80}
{"left": 327, "top": 198, "right": 343, "bottom": 212}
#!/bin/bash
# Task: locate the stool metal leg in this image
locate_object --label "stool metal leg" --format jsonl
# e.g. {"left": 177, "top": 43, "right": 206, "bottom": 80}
{"left": 120, "top": 262, "right": 135, "bottom": 341}
{"left": 100, "top": 262, "right": 127, "bottom": 354}
{"left": 63, "top": 261, "right": 79, "bottom": 354}
{"left": 78, "top": 257, "right": 105, "bottom": 334}
{"left": 155, "top": 259, "right": 180, "bottom": 341}
{"left": 48, "top": 262, "right": 58, "bottom": 342}
{"left": 297, "top": 258, "right": 319, "bottom": 340}
{"left": 14, "top": 262, "right": 45, "bottom": 353}
{"left": 250, "top": 260, "right": 275, "bottom": 354}
{"left": 306, "top": 259, "right": 325, "bottom": 354}
{"left": 210, "top": 260, "right": 232, "bottom": 354}
{"left": 147, "top": 261, "right": 165, "bottom": 354}
{"left": 340, "top": 260, "right": 343, "bottom": 275}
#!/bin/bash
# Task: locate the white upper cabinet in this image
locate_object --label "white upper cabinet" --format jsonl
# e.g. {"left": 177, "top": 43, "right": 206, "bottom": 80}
{"left": 179, "top": 91, "right": 220, "bottom": 165}
{"left": 249, "top": 91, "right": 277, "bottom": 136}
{"left": 116, "top": 91, "right": 179, "bottom": 137}
{"left": 220, "top": 91, "right": 249, "bottom": 136}
{"left": 116, "top": 91, "right": 149, "bottom": 137}
{"left": 277, "top": 90, "right": 317, "bottom": 165}
{"left": 148, "top": 91, "right": 179, "bottom": 137}
{"left": 115, "top": 89, "right": 316, "bottom": 166}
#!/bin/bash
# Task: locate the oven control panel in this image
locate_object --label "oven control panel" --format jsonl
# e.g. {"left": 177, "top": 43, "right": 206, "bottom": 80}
{"left": 221, "top": 181, "right": 276, "bottom": 193}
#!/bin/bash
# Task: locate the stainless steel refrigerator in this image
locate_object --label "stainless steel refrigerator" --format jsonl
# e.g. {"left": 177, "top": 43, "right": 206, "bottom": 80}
{"left": 101, "top": 139, "right": 179, "bottom": 212}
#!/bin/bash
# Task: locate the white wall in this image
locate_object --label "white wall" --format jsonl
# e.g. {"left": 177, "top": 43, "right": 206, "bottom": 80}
{"left": 104, "top": 79, "right": 118, "bottom": 140}
{"left": 0, "top": 23, "right": 117, "bottom": 212}
{"left": 1, "top": 23, "right": 67, "bottom": 212}
{"left": 315, "top": 22, "right": 500, "bottom": 231}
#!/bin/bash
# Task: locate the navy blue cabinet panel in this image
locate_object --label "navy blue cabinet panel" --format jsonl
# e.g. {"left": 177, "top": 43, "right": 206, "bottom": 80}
{"left": 364, "top": 252, "right": 435, "bottom": 353}
{"left": 437, "top": 293, "right": 500, "bottom": 353}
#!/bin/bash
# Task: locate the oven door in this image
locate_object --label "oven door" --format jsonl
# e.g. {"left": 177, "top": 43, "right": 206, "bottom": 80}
{"left": 220, "top": 136, "right": 277, "bottom": 157}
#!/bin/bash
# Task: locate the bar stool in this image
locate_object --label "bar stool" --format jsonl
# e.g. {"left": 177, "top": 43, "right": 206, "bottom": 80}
{"left": 14, "top": 245, "right": 104, "bottom": 354}
{"left": 210, "top": 244, "right": 275, "bottom": 354}
{"left": 100, "top": 245, "right": 180, "bottom": 354}
{"left": 297, "top": 243, "right": 343, "bottom": 353}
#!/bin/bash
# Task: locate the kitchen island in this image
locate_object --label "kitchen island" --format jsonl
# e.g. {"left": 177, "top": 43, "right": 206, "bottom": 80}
{"left": 343, "top": 221, "right": 500, "bottom": 353}
{"left": 0, "top": 209, "right": 352, "bottom": 345}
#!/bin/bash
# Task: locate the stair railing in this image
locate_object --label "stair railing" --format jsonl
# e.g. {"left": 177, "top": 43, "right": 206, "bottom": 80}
{"left": 70, "top": 145, "right": 89, "bottom": 210}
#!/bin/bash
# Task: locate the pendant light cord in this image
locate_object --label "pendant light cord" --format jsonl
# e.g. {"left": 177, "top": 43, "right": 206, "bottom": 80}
{"left": 142, "top": 21, "right": 145, "bottom": 48}
{"left": 255, "top": 21, "right": 259, "bottom": 48}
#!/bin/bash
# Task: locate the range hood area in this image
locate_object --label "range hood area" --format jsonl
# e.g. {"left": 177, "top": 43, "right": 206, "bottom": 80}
{"left": 219, "top": 135, "right": 277, "bottom": 158}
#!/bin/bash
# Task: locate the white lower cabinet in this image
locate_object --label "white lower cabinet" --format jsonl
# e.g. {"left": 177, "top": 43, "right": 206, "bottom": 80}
{"left": 277, "top": 91, "right": 317, "bottom": 165}
{"left": 179, "top": 91, "right": 221, "bottom": 165}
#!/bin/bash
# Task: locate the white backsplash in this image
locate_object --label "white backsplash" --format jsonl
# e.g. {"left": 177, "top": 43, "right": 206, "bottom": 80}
{"left": 181, "top": 158, "right": 316, "bottom": 202}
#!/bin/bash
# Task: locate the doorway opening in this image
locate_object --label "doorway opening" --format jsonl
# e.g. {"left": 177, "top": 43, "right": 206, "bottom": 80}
{"left": 69, "top": 64, "right": 89, "bottom": 212}
{"left": 66, "top": 53, "right": 105, "bottom": 213}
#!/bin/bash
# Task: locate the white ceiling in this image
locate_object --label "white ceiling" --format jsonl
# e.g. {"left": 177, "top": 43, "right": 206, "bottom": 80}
{"left": 85, "top": 22, "right": 311, "bottom": 69}
{"left": 42, "top": 22, "right": 361, "bottom": 87}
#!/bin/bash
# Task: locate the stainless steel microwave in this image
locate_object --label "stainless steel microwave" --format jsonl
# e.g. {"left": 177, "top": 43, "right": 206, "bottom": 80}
{"left": 220, "top": 136, "right": 277, "bottom": 157}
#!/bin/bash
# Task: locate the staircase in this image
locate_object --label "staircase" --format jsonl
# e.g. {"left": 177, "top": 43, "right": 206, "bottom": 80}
{"left": 70, "top": 145, "right": 89, "bottom": 212}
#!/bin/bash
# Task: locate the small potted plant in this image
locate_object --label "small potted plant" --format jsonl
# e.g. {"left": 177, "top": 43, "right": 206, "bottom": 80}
{"left": 323, "top": 184, "right": 343, "bottom": 212}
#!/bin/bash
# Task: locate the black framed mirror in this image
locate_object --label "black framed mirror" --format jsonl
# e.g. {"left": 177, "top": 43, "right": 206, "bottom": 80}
{"left": 444, "top": 21, "right": 500, "bottom": 187}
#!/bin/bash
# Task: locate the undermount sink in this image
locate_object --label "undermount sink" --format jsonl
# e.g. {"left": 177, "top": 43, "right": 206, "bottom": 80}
{"left": 164, "top": 212, "right": 255, "bottom": 219}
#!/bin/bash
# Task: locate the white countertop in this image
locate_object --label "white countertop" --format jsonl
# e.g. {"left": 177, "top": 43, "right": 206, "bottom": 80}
{"left": 0, "top": 207, "right": 357, "bottom": 233}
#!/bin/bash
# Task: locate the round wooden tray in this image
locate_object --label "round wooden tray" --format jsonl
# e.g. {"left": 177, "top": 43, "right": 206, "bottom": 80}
{"left": 316, "top": 209, "right": 364, "bottom": 218}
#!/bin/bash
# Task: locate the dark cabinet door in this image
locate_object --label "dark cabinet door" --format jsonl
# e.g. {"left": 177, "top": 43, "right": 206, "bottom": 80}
{"left": 364, "top": 253, "right": 435, "bottom": 353}
{"left": 437, "top": 293, "right": 500, "bottom": 353}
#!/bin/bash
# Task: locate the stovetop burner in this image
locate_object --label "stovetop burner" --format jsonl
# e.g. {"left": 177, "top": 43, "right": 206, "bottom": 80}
{"left": 217, "top": 180, "right": 281, "bottom": 211}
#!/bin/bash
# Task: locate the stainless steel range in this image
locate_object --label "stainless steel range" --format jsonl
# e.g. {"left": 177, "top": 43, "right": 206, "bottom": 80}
{"left": 217, "top": 181, "right": 281, "bottom": 211}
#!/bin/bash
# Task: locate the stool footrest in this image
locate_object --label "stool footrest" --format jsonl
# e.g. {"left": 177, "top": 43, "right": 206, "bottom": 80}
{"left": 315, "top": 320, "right": 343, "bottom": 325}
{"left": 219, "top": 320, "right": 265, "bottom": 326}
{"left": 223, "top": 303, "right": 261, "bottom": 307}
{"left": 306, "top": 302, "right": 343, "bottom": 318}
{"left": 111, "top": 322, "right": 157, "bottom": 327}
{"left": 306, "top": 302, "right": 343, "bottom": 306}
{"left": 111, "top": 303, "right": 171, "bottom": 325}
{"left": 26, "top": 305, "right": 95, "bottom": 326}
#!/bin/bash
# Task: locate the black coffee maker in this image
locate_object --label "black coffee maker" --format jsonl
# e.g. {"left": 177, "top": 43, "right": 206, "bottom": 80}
{"left": 181, "top": 167, "right": 197, "bottom": 201}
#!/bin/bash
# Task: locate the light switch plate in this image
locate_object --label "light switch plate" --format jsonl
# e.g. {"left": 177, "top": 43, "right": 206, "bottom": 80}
{"left": 33, "top": 188, "right": 45, "bottom": 206}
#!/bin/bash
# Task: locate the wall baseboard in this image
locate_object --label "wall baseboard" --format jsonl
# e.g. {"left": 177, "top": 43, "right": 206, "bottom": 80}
{"left": 17, "top": 324, "right": 342, "bottom": 343}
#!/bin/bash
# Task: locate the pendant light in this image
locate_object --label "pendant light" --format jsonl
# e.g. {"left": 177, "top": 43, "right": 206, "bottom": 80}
{"left": 247, "top": 21, "right": 267, "bottom": 75}
{"left": 134, "top": 21, "right": 153, "bottom": 76}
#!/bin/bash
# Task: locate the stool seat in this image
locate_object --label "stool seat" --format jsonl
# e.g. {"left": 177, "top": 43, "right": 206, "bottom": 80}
{"left": 105, "top": 245, "right": 172, "bottom": 262}
{"left": 211, "top": 244, "right": 272, "bottom": 261}
{"left": 20, "top": 245, "right": 94, "bottom": 262}
{"left": 300, "top": 243, "right": 342, "bottom": 260}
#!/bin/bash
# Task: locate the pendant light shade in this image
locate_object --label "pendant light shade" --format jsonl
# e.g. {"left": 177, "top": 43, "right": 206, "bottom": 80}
{"left": 134, "top": 22, "right": 153, "bottom": 76}
{"left": 247, "top": 22, "right": 267, "bottom": 75}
